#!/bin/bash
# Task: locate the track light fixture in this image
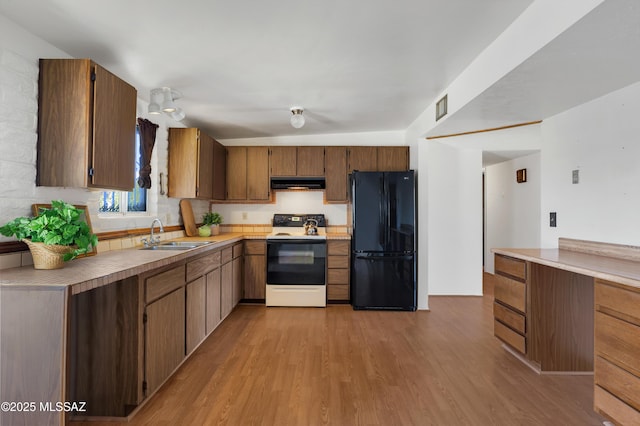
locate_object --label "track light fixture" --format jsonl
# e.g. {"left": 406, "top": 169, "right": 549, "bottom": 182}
{"left": 148, "top": 87, "right": 185, "bottom": 121}
{"left": 290, "top": 107, "right": 305, "bottom": 129}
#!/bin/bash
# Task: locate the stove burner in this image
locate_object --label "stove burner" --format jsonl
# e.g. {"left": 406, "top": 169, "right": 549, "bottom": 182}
{"left": 275, "top": 233, "right": 291, "bottom": 236}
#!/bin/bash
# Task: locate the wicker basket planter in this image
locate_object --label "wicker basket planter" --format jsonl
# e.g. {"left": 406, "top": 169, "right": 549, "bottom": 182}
{"left": 23, "top": 239, "right": 75, "bottom": 270}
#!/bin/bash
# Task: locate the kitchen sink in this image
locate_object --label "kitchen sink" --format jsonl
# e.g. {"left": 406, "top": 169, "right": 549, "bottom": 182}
{"left": 140, "top": 241, "right": 212, "bottom": 250}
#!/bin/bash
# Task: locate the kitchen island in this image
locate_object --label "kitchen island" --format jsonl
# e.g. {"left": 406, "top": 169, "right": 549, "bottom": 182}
{"left": 492, "top": 238, "right": 640, "bottom": 425}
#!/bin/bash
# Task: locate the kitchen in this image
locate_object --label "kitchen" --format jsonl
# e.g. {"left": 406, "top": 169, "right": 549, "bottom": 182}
{"left": 1, "top": 0, "right": 640, "bottom": 425}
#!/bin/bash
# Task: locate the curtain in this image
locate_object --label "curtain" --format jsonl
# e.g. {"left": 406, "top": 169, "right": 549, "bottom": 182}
{"left": 137, "top": 118, "right": 159, "bottom": 189}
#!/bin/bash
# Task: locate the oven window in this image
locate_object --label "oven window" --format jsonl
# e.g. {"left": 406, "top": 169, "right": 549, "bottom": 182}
{"left": 267, "top": 241, "right": 326, "bottom": 285}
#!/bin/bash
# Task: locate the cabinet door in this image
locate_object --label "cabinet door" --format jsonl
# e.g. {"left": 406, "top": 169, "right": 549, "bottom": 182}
{"left": 226, "top": 146, "right": 247, "bottom": 200}
{"left": 145, "top": 287, "right": 185, "bottom": 396}
{"left": 377, "top": 147, "right": 408, "bottom": 171}
{"left": 247, "top": 146, "right": 270, "bottom": 200}
{"left": 270, "top": 146, "right": 297, "bottom": 176}
{"left": 233, "top": 256, "right": 243, "bottom": 306}
{"left": 212, "top": 139, "right": 227, "bottom": 200}
{"left": 197, "top": 133, "right": 214, "bottom": 199}
{"left": 186, "top": 277, "right": 206, "bottom": 355}
{"left": 168, "top": 128, "right": 199, "bottom": 198}
{"left": 297, "top": 146, "right": 325, "bottom": 176}
{"left": 324, "top": 146, "right": 348, "bottom": 202}
{"left": 220, "top": 261, "right": 233, "bottom": 319}
{"left": 348, "top": 146, "right": 377, "bottom": 172}
{"left": 206, "top": 268, "right": 221, "bottom": 334}
{"left": 244, "top": 254, "right": 266, "bottom": 299}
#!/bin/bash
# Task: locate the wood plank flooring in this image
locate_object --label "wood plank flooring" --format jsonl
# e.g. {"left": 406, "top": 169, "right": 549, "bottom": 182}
{"left": 75, "top": 295, "right": 605, "bottom": 425}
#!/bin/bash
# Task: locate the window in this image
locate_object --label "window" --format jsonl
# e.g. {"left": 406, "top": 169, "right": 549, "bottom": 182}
{"left": 99, "top": 126, "right": 147, "bottom": 215}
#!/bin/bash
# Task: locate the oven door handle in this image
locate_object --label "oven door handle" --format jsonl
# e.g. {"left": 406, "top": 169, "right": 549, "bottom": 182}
{"left": 267, "top": 239, "right": 326, "bottom": 244}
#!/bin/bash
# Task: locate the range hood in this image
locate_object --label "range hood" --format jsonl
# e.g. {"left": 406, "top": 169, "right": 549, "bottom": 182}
{"left": 270, "top": 176, "right": 326, "bottom": 190}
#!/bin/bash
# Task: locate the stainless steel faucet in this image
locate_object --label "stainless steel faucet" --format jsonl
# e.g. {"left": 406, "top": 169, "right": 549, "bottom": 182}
{"left": 143, "top": 218, "right": 164, "bottom": 247}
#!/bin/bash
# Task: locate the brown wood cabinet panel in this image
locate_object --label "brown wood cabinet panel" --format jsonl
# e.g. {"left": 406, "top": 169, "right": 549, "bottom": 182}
{"left": 37, "top": 59, "right": 136, "bottom": 191}
{"left": 348, "top": 146, "right": 377, "bottom": 172}
{"left": 595, "top": 311, "right": 640, "bottom": 378}
{"left": 145, "top": 287, "right": 185, "bottom": 396}
{"left": 186, "top": 277, "right": 206, "bottom": 355}
{"left": 529, "top": 263, "right": 594, "bottom": 372}
{"left": 494, "top": 319, "right": 525, "bottom": 354}
{"left": 595, "top": 356, "right": 640, "bottom": 412}
{"left": 168, "top": 128, "right": 199, "bottom": 198}
{"left": 327, "top": 269, "right": 349, "bottom": 285}
{"left": 212, "top": 138, "right": 227, "bottom": 200}
{"left": 595, "top": 385, "right": 640, "bottom": 426}
{"left": 233, "top": 242, "right": 244, "bottom": 258}
{"left": 297, "top": 146, "right": 324, "bottom": 176}
{"left": 247, "top": 146, "right": 270, "bottom": 200}
{"left": 270, "top": 146, "right": 297, "bottom": 176}
{"left": 187, "top": 250, "right": 221, "bottom": 282}
{"left": 377, "top": 147, "right": 408, "bottom": 171}
{"left": 69, "top": 277, "right": 139, "bottom": 417}
{"left": 595, "top": 279, "right": 640, "bottom": 326}
{"left": 495, "top": 254, "right": 526, "bottom": 281}
{"left": 327, "top": 240, "right": 350, "bottom": 256}
{"left": 493, "top": 302, "right": 525, "bottom": 334}
{"left": 197, "top": 132, "right": 214, "bottom": 199}
{"left": 244, "top": 250, "right": 266, "bottom": 300}
{"left": 493, "top": 274, "right": 525, "bottom": 313}
{"left": 221, "top": 247, "right": 233, "bottom": 264}
{"left": 145, "top": 265, "right": 185, "bottom": 303}
{"left": 327, "top": 285, "right": 349, "bottom": 300}
{"left": 226, "top": 146, "right": 247, "bottom": 200}
{"left": 233, "top": 256, "right": 243, "bottom": 306}
{"left": 328, "top": 256, "right": 350, "bottom": 269}
{"left": 245, "top": 240, "right": 266, "bottom": 255}
{"left": 324, "top": 146, "right": 348, "bottom": 202}
{"left": 221, "top": 262, "right": 233, "bottom": 319}
{"left": 206, "top": 268, "right": 221, "bottom": 334}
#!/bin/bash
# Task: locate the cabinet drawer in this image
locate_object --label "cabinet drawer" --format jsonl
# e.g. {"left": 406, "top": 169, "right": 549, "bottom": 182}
{"left": 327, "top": 284, "right": 349, "bottom": 300}
{"left": 146, "top": 265, "right": 185, "bottom": 303}
{"left": 186, "top": 250, "right": 221, "bottom": 282}
{"left": 244, "top": 240, "right": 266, "bottom": 255}
{"left": 494, "top": 319, "right": 525, "bottom": 354}
{"left": 595, "top": 311, "right": 640, "bottom": 377}
{"left": 595, "top": 385, "right": 640, "bottom": 426}
{"left": 595, "top": 356, "right": 640, "bottom": 412}
{"left": 495, "top": 254, "right": 526, "bottom": 281}
{"left": 221, "top": 247, "right": 233, "bottom": 264}
{"left": 328, "top": 255, "right": 349, "bottom": 269}
{"left": 595, "top": 279, "right": 640, "bottom": 326}
{"left": 494, "top": 274, "right": 525, "bottom": 313}
{"left": 327, "top": 240, "right": 350, "bottom": 256}
{"left": 233, "top": 243, "right": 243, "bottom": 258}
{"left": 493, "top": 302, "right": 525, "bottom": 334}
{"left": 327, "top": 269, "right": 349, "bottom": 285}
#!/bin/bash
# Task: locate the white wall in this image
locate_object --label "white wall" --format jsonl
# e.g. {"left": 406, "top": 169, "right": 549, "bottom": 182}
{"left": 540, "top": 81, "right": 640, "bottom": 247}
{"left": 484, "top": 152, "right": 541, "bottom": 273}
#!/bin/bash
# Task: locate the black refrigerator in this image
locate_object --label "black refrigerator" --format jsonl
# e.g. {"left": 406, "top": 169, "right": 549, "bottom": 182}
{"left": 350, "top": 170, "right": 416, "bottom": 311}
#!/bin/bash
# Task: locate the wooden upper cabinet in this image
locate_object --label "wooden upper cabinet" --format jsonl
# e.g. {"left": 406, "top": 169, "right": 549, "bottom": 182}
{"left": 247, "top": 146, "right": 270, "bottom": 200}
{"left": 377, "top": 147, "right": 409, "bottom": 171}
{"left": 37, "top": 59, "right": 137, "bottom": 191}
{"left": 270, "top": 146, "right": 297, "bottom": 176}
{"left": 348, "top": 146, "right": 377, "bottom": 172}
{"left": 297, "top": 146, "right": 324, "bottom": 176}
{"left": 324, "top": 146, "right": 348, "bottom": 202}
{"left": 226, "top": 146, "right": 247, "bottom": 200}
{"left": 167, "top": 128, "right": 225, "bottom": 200}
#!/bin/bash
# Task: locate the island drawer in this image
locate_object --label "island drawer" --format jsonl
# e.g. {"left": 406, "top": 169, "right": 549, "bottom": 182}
{"left": 595, "top": 311, "right": 640, "bottom": 377}
{"left": 595, "top": 279, "right": 640, "bottom": 325}
{"left": 495, "top": 254, "right": 526, "bottom": 281}
{"left": 595, "top": 356, "right": 640, "bottom": 412}
{"left": 493, "top": 302, "right": 525, "bottom": 334}
{"left": 595, "top": 385, "right": 640, "bottom": 426}
{"left": 494, "top": 274, "right": 525, "bottom": 313}
{"left": 494, "top": 319, "right": 525, "bottom": 354}
{"left": 146, "top": 265, "right": 186, "bottom": 303}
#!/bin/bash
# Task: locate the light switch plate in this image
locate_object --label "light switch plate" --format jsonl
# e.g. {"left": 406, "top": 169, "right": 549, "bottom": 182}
{"left": 550, "top": 212, "right": 557, "bottom": 227}
{"left": 572, "top": 169, "right": 579, "bottom": 184}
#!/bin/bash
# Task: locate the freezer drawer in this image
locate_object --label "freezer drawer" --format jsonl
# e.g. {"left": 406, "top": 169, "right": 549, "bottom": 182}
{"left": 351, "top": 253, "right": 415, "bottom": 311}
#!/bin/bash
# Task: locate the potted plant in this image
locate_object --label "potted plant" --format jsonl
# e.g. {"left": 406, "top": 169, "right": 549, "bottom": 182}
{"left": 202, "top": 211, "right": 223, "bottom": 236}
{"left": 0, "top": 200, "right": 98, "bottom": 269}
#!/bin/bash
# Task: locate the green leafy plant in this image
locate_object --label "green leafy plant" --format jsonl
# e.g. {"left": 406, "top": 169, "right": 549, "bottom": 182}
{"left": 202, "top": 212, "right": 223, "bottom": 226}
{"left": 0, "top": 200, "right": 98, "bottom": 261}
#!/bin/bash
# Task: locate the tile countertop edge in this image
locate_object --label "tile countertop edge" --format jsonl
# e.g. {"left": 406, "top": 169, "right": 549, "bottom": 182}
{"left": 492, "top": 247, "right": 640, "bottom": 290}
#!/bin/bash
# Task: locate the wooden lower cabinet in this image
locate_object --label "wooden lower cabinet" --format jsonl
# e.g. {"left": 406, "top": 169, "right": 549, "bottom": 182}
{"left": 594, "top": 278, "right": 640, "bottom": 424}
{"left": 327, "top": 240, "right": 350, "bottom": 302}
{"left": 493, "top": 254, "right": 527, "bottom": 355}
{"left": 206, "top": 267, "right": 222, "bottom": 334}
{"left": 244, "top": 240, "right": 266, "bottom": 300}
{"left": 186, "top": 277, "right": 206, "bottom": 355}
{"left": 232, "top": 243, "right": 243, "bottom": 305}
{"left": 221, "top": 253, "right": 234, "bottom": 319}
{"left": 145, "top": 287, "right": 185, "bottom": 396}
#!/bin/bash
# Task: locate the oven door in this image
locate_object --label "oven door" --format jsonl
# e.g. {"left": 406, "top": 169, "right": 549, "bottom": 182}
{"left": 267, "top": 239, "right": 326, "bottom": 285}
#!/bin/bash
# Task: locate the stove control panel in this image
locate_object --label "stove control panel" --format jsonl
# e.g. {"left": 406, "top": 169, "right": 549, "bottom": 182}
{"left": 272, "top": 214, "right": 326, "bottom": 227}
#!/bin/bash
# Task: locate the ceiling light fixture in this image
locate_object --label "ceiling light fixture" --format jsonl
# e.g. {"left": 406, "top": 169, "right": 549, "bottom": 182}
{"left": 290, "top": 107, "right": 305, "bottom": 129}
{"left": 148, "top": 87, "right": 185, "bottom": 121}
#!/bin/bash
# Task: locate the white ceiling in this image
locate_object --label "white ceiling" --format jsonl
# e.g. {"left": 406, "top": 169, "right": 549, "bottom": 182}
{"left": 0, "top": 0, "right": 533, "bottom": 139}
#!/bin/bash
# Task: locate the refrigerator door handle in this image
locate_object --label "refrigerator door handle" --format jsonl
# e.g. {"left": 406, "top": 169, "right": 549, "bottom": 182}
{"left": 378, "top": 175, "right": 385, "bottom": 247}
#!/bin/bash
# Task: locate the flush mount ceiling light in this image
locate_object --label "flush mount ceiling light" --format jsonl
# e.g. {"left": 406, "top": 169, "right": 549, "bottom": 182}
{"left": 290, "top": 107, "right": 305, "bottom": 129}
{"left": 148, "top": 87, "right": 186, "bottom": 121}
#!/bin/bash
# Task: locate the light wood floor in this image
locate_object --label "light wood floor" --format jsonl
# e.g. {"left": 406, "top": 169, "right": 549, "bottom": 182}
{"left": 78, "top": 295, "right": 605, "bottom": 425}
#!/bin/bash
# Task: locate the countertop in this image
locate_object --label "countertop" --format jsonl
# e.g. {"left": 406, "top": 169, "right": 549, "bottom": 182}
{"left": 492, "top": 247, "right": 640, "bottom": 290}
{"left": 0, "top": 232, "right": 352, "bottom": 293}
